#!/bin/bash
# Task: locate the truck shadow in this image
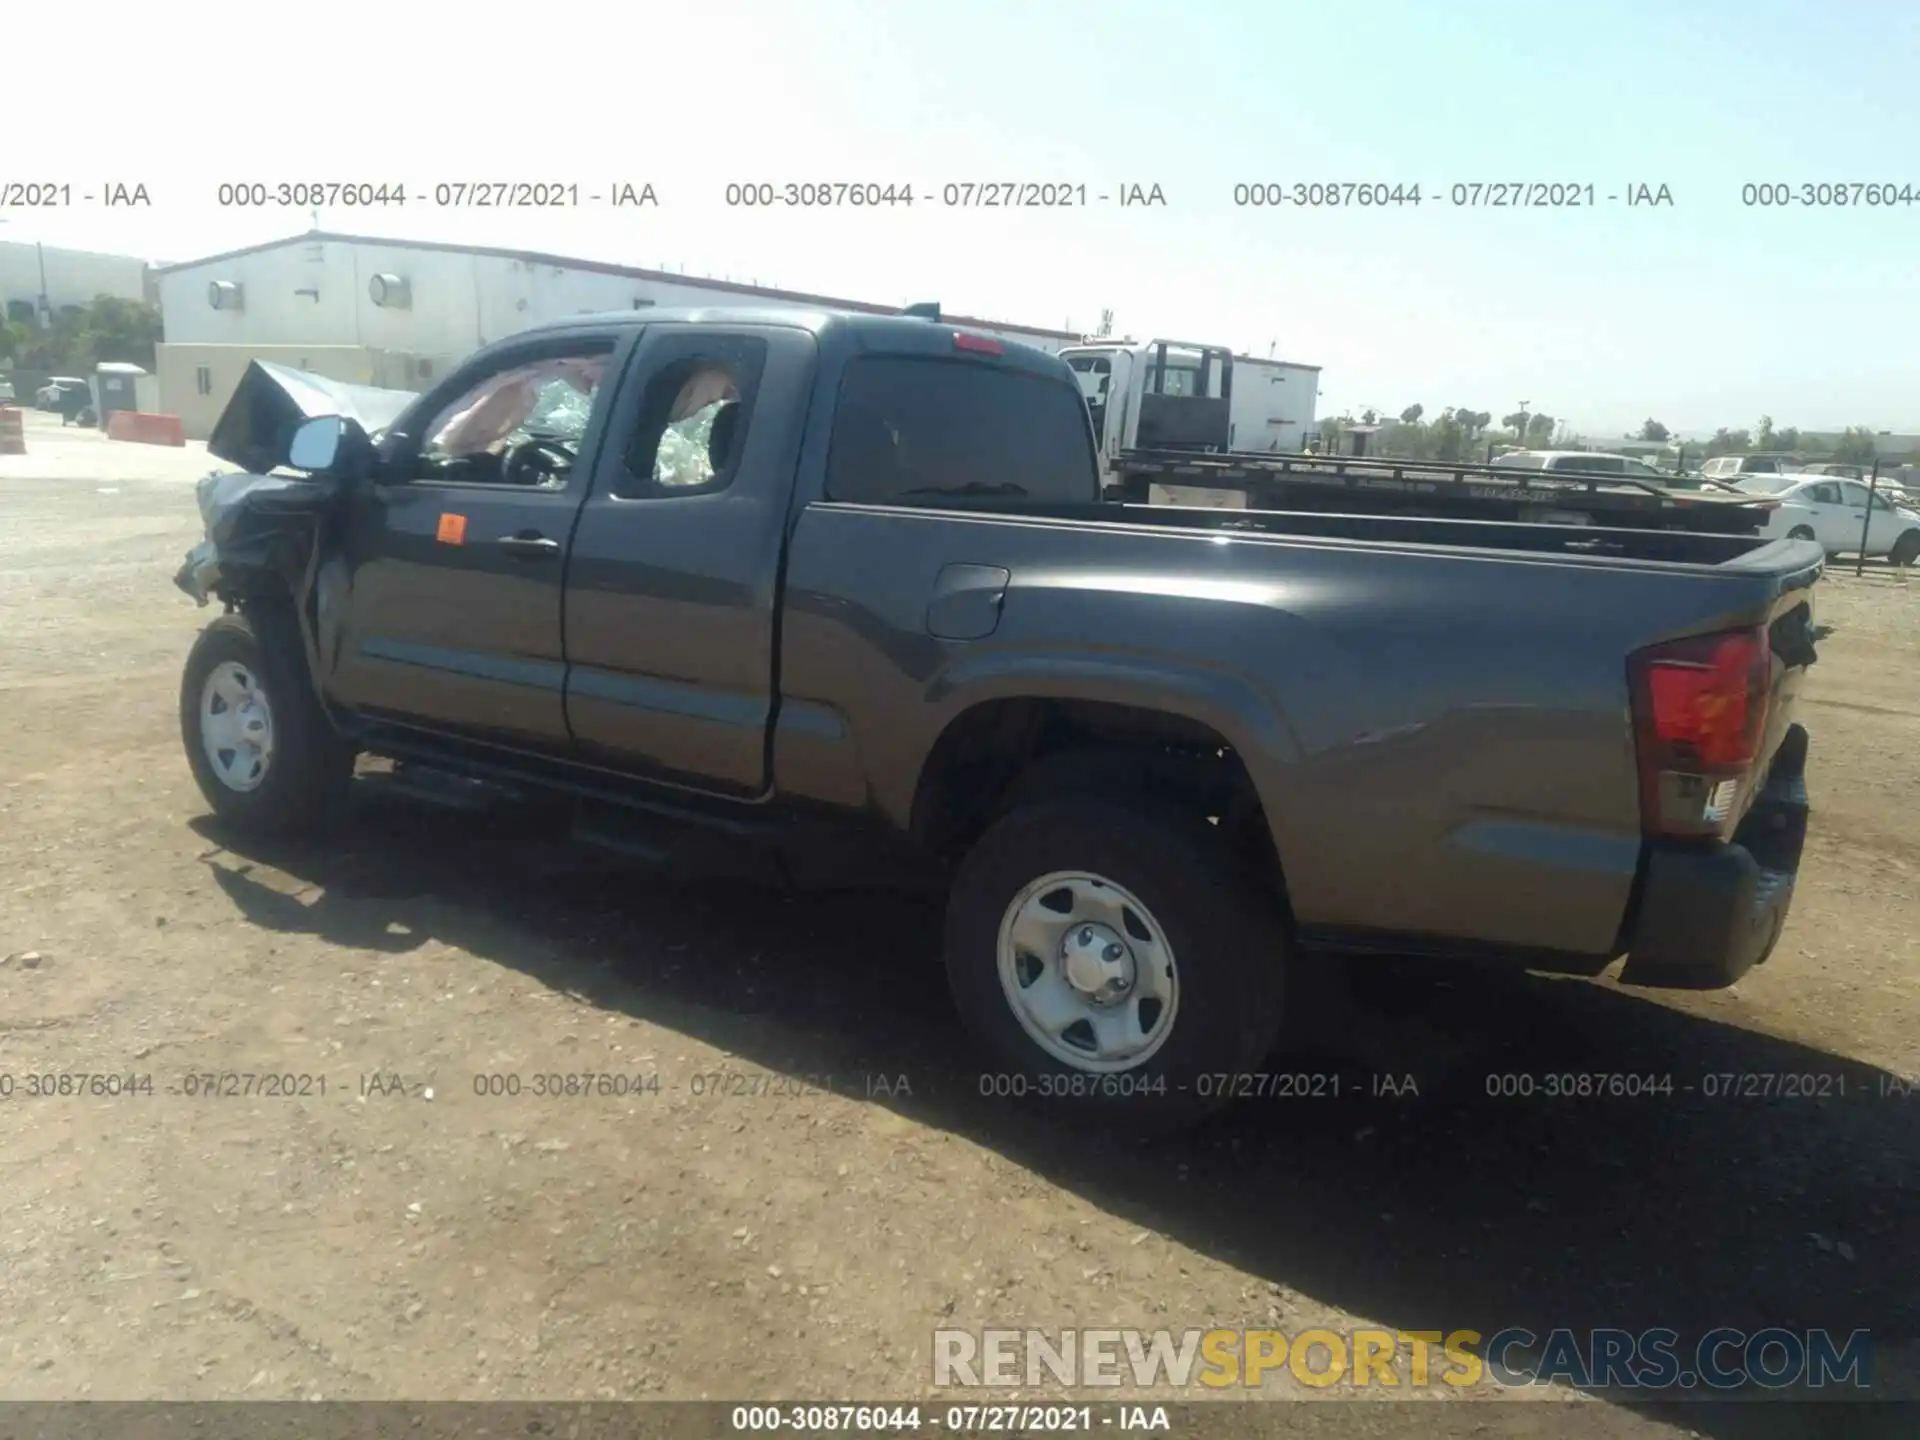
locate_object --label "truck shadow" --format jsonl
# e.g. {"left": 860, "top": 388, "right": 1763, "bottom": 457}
{"left": 191, "top": 799, "right": 1915, "bottom": 1435}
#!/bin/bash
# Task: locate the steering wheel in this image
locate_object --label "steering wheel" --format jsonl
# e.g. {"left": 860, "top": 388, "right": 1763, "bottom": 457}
{"left": 499, "top": 436, "right": 578, "bottom": 487}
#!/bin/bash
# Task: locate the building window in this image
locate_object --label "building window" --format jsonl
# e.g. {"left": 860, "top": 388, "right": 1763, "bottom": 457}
{"left": 195, "top": 366, "right": 212, "bottom": 396}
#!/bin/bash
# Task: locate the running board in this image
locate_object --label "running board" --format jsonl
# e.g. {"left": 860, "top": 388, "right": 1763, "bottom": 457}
{"left": 363, "top": 763, "right": 525, "bottom": 814}
{"left": 572, "top": 802, "right": 790, "bottom": 886}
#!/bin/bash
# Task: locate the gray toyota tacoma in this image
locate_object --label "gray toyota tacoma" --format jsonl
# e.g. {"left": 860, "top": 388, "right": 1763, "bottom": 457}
{"left": 173, "top": 309, "right": 1822, "bottom": 1129}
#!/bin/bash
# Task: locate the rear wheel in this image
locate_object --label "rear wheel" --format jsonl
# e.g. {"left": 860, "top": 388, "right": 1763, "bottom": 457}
{"left": 1891, "top": 530, "right": 1920, "bottom": 568}
{"left": 181, "top": 609, "right": 354, "bottom": 834}
{"left": 944, "top": 798, "right": 1287, "bottom": 1132}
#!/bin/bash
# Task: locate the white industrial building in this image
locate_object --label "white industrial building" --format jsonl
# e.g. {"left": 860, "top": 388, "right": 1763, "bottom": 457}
{"left": 154, "top": 231, "right": 1085, "bottom": 439}
{"left": 0, "top": 240, "right": 153, "bottom": 318}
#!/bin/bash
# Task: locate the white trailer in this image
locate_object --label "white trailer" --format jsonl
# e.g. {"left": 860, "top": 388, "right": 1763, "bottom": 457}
{"left": 1060, "top": 338, "right": 1321, "bottom": 505}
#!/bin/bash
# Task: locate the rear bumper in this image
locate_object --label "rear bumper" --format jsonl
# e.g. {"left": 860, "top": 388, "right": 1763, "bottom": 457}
{"left": 1617, "top": 723, "right": 1810, "bottom": 990}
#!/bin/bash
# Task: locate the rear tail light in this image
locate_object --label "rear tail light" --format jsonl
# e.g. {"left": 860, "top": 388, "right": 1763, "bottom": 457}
{"left": 953, "top": 331, "right": 1004, "bottom": 355}
{"left": 1627, "top": 626, "right": 1771, "bottom": 839}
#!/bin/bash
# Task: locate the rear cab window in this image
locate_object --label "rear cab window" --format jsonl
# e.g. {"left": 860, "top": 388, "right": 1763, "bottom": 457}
{"left": 824, "top": 355, "right": 1099, "bottom": 506}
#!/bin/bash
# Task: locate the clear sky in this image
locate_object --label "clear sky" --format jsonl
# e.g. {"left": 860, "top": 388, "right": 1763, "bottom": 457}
{"left": 8, "top": 0, "right": 1916, "bottom": 437}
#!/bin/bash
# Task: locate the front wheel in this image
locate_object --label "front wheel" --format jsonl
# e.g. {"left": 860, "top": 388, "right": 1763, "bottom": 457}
{"left": 944, "top": 798, "right": 1287, "bottom": 1132}
{"left": 180, "top": 609, "right": 354, "bottom": 834}
{"left": 1787, "top": 525, "right": 1816, "bottom": 542}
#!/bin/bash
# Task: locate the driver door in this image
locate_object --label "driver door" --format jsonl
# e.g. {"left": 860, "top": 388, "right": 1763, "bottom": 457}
{"left": 327, "top": 326, "right": 631, "bottom": 751}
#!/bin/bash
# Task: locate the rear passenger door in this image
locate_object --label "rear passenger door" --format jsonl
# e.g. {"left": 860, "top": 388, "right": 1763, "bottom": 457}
{"left": 1839, "top": 481, "right": 1902, "bottom": 554}
{"left": 562, "top": 323, "right": 814, "bottom": 794}
{"left": 1800, "top": 481, "right": 1853, "bottom": 551}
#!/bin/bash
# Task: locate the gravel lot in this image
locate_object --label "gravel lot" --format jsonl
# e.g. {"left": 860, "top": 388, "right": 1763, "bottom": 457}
{"left": 2, "top": 409, "right": 1915, "bottom": 1434}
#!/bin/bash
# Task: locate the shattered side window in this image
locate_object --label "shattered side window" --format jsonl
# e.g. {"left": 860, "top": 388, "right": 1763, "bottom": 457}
{"left": 613, "top": 338, "right": 767, "bottom": 499}
{"left": 423, "top": 353, "right": 608, "bottom": 460}
{"left": 651, "top": 366, "right": 742, "bottom": 488}
{"left": 653, "top": 403, "right": 725, "bottom": 487}
{"left": 520, "top": 377, "right": 596, "bottom": 441}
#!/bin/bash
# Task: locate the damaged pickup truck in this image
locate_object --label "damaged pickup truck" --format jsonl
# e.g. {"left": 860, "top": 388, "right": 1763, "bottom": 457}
{"left": 174, "top": 311, "right": 1823, "bottom": 1129}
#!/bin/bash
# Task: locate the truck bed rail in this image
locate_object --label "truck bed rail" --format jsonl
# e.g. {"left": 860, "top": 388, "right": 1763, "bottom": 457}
{"left": 1107, "top": 448, "right": 1779, "bottom": 535}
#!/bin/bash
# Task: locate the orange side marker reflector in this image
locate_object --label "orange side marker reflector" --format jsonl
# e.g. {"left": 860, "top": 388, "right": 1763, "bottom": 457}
{"left": 436, "top": 513, "right": 468, "bottom": 545}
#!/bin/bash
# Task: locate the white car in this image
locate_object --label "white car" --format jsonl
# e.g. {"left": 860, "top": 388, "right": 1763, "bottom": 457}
{"left": 1699, "top": 454, "right": 1800, "bottom": 480}
{"left": 1490, "top": 450, "right": 1674, "bottom": 480}
{"left": 1734, "top": 474, "right": 1920, "bottom": 566}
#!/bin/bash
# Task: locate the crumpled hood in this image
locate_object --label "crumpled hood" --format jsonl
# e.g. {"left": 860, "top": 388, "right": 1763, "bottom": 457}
{"left": 206, "top": 360, "right": 419, "bottom": 475}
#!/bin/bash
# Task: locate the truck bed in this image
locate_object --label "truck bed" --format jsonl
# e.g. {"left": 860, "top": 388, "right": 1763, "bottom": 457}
{"left": 784, "top": 498, "right": 1823, "bottom": 962}
{"left": 1108, "top": 447, "right": 1779, "bottom": 535}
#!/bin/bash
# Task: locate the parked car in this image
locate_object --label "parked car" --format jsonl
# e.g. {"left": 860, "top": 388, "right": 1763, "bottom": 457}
{"left": 171, "top": 309, "right": 1824, "bottom": 1131}
{"left": 1490, "top": 449, "right": 1677, "bottom": 482}
{"left": 1732, "top": 474, "right": 1920, "bottom": 565}
{"left": 1698, "top": 454, "right": 1807, "bottom": 482}
{"left": 0, "top": 379, "right": 15, "bottom": 404}
{"left": 36, "top": 377, "right": 89, "bottom": 410}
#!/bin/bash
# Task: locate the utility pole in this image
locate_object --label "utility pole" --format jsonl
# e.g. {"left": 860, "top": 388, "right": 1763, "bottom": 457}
{"left": 35, "top": 239, "right": 53, "bottom": 330}
{"left": 1518, "top": 399, "right": 1531, "bottom": 443}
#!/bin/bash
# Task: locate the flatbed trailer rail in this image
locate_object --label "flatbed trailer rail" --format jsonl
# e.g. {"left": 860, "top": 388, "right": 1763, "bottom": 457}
{"left": 1107, "top": 448, "right": 1780, "bottom": 536}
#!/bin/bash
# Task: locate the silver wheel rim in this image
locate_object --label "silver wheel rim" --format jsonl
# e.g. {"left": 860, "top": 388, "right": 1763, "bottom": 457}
{"left": 199, "top": 660, "right": 275, "bottom": 793}
{"left": 995, "top": 870, "right": 1180, "bottom": 1072}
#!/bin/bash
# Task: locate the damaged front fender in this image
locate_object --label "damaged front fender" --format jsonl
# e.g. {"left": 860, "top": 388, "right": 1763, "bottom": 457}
{"left": 173, "top": 469, "right": 349, "bottom": 606}
{"left": 174, "top": 358, "right": 420, "bottom": 607}
{"left": 175, "top": 361, "right": 424, "bottom": 729}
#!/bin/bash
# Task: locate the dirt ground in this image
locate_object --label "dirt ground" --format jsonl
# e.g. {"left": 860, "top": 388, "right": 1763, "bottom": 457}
{"left": 2, "top": 409, "right": 1915, "bottom": 1434}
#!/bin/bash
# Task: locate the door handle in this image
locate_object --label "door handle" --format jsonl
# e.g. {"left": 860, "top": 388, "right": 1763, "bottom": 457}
{"left": 495, "top": 532, "right": 560, "bottom": 558}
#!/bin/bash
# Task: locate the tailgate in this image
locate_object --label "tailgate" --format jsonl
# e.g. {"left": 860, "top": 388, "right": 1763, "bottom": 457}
{"left": 1746, "top": 543, "right": 1823, "bottom": 796}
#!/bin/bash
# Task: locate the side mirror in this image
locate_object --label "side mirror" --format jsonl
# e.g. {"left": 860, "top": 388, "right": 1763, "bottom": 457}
{"left": 288, "top": 416, "right": 345, "bottom": 472}
{"left": 287, "top": 414, "right": 374, "bottom": 476}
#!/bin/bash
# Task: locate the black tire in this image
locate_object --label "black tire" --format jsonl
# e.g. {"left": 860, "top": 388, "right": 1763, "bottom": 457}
{"left": 180, "top": 608, "right": 354, "bottom": 834}
{"left": 1787, "top": 525, "right": 1816, "bottom": 542}
{"left": 944, "top": 797, "right": 1288, "bottom": 1133}
{"left": 1891, "top": 531, "right": 1920, "bottom": 568}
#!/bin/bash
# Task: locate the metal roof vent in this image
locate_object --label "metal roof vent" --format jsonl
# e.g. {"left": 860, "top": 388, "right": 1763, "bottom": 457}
{"left": 207, "top": 280, "right": 244, "bottom": 311}
{"left": 369, "top": 273, "right": 412, "bottom": 309}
